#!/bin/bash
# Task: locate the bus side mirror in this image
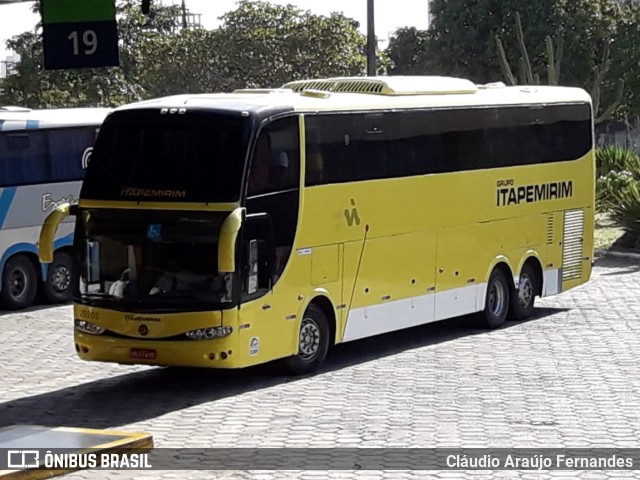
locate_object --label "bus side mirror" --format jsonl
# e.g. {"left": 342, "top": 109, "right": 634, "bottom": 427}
{"left": 218, "top": 208, "right": 245, "bottom": 273}
{"left": 39, "top": 203, "right": 78, "bottom": 263}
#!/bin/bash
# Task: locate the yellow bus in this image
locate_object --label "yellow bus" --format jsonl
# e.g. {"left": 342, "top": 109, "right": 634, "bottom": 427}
{"left": 40, "top": 76, "right": 594, "bottom": 374}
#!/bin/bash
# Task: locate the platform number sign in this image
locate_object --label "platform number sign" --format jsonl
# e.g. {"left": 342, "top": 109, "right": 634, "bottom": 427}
{"left": 42, "top": 0, "right": 119, "bottom": 70}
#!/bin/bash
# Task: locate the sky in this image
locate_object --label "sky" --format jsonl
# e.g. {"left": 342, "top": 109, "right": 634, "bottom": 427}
{"left": 0, "top": 0, "right": 429, "bottom": 60}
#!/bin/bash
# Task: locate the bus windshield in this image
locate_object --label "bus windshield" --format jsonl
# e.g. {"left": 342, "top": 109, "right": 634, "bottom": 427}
{"left": 76, "top": 209, "right": 234, "bottom": 311}
{"left": 81, "top": 110, "right": 250, "bottom": 203}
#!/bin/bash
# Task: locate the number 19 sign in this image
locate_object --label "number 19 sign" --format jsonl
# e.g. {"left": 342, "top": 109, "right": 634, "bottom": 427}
{"left": 42, "top": 0, "right": 119, "bottom": 70}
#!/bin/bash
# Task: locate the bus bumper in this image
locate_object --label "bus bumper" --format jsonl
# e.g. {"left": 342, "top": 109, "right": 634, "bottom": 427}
{"left": 74, "top": 332, "right": 243, "bottom": 368}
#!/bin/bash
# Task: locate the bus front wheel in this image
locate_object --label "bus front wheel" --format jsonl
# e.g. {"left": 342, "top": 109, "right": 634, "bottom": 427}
{"left": 44, "top": 251, "right": 73, "bottom": 304}
{"left": 2, "top": 255, "right": 38, "bottom": 310}
{"left": 284, "top": 304, "right": 330, "bottom": 375}
{"left": 478, "top": 268, "right": 510, "bottom": 329}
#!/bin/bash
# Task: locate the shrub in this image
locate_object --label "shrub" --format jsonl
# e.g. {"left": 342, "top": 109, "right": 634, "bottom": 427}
{"left": 596, "top": 170, "right": 636, "bottom": 213}
{"left": 595, "top": 146, "right": 640, "bottom": 213}
{"left": 610, "top": 181, "right": 640, "bottom": 246}
{"left": 596, "top": 145, "right": 640, "bottom": 178}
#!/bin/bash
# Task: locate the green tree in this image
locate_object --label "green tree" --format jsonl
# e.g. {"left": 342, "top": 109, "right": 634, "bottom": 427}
{"left": 215, "top": 1, "right": 369, "bottom": 90}
{"left": 425, "top": 0, "right": 623, "bottom": 87}
{"left": 0, "top": 0, "right": 184, "bottom": 107}
{"left": 386, "top": 27, "right": 429, "bottom": 75}
{"left": 133, "top": 0, "right": 374, "bottom": 95}
{"left": 136, "top": 28, "right": 228, "bottom": 97}
{"left": 494, "top": 11, "right": 624, "bottom": 123}
{"left": 0, "top": 0, "right": 374, "bottom": 106}
{"left": 609, "top": 5, "right": 640, "bottom": 118}
{"left": 0, "top": 31, "right": 142, "bottom": 107}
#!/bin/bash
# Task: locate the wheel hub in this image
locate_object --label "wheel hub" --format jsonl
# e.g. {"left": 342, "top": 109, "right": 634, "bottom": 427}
{"left": 51, "top": 266, "right": 71, "bottom": 292}
{"left": 10, "top": 269, "right": 27, "bottom": 298}
{"left": 518, "top": 274, "right": 533, "bottom": 308}
{"left": 299, "top": 318, "right": 321, "bottom": 360}
{"left": 488, "top": 280, "right": 506, "bottom": 316}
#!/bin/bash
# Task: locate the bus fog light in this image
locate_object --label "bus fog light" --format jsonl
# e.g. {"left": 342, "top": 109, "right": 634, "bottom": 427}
{"left": 75, "top": 319, "right": 106, "bottom": 335}
{"left": 185, "top": 326, "right": 233, "bottom": 340}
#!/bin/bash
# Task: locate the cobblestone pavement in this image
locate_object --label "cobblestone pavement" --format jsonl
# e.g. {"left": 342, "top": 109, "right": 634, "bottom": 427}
{"left": 2, "top": 257, "right": 640, "bottom": 479}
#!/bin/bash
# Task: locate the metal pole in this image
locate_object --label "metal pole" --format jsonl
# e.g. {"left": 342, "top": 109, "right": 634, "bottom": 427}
{"left": 366, "top": 0, "right": 376, "bottom": 76}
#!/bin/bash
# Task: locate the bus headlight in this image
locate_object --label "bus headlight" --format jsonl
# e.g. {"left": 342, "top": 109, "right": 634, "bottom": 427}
{"left": 75, "top": 319, "right": 106, "bottom": 335}
{"left": 185, "top": 326, "right": 233, "bottom": 340}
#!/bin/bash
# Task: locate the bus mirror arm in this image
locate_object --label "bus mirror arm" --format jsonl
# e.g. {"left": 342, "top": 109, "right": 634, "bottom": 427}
{"left": 219, "top": 208, "right": 245, "bottom": 273}
{"left": 39, "top": 202, "right": 75, "bottom": 263}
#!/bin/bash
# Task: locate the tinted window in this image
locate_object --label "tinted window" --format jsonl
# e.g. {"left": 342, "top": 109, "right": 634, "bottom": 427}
{"left": 0, "top": 126, "right": 94, "bottom": 187}
{"left": 246, "top": 116, "right": 301, "bottom": 285}
{"left": 83, "top": 110, "right": 250, "bottom": 203}
{"left": 305, "top": 104, "right": 592, "bottom": 186}
{"left": 48, "top": 127, "right": 95, "bottom": 182}
{"left": 247, "top": 117, "right": 300, "bottom": 196}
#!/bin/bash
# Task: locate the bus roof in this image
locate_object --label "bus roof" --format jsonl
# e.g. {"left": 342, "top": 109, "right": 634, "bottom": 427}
{"left": 113, "top": 76, "right": 592, "bottom": 118}
{"left": 0, "top": 107, "right": 112, "bottom": 131}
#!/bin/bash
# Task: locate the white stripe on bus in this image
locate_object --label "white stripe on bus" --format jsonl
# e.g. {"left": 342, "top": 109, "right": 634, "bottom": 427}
{"left": 342, "top": 268, "right": 561, "bottom": 342}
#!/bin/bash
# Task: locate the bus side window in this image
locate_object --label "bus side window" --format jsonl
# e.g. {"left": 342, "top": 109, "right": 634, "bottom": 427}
{"left": 246, "top": 117, "right": 300, "bottom": 290}
{"left": 269, "top": 149, "right": 290, "bottom": 189}
{"left": 424, "top": 134, "right": 445, "bottom": 173}
{"left": 48, "top": 127, "right": 94, "bottom": 181}
{"left": 388, "top": 140, "right": 421, "bottom": 178}
{"left": 248, "top": 134, "right": 272, "bottom": 196}
{"left": 2, "top": 131, "right": 49, "bottom": 186}
{"left": 307, "top": 148, "right": 324, "bottom": 185}
{"left": 248, "top": 134, "right": 288, "bottom": 195}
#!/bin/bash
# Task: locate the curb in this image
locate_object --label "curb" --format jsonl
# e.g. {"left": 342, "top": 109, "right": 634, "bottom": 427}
{"left": 594, "top": 248, "right": 640, "bottom": 260}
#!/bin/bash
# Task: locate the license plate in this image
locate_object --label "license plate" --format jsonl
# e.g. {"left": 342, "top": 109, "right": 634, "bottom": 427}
{"left": 130, "top": 348, "right": 156, "bottom": 360}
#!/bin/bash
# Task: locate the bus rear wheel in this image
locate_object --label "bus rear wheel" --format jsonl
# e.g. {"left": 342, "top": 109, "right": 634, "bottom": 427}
{"left": 508, "top": 263, "right": 538, "bottom": 321}
{"left": 2, "top": 255, "right": 38, "bottom": 310}
{"left": 478, "top": 268, "right": 510, "bottom": 329}
{"left": 284, "top": 304, "right": 330, "bottom": 375}
{"left": 44, "top": 251, "right": 73, "bottom": 304}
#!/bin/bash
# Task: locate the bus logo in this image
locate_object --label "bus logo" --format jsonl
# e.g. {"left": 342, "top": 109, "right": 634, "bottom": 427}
{"left": 344, "top": 198, "right": 361, "bottom": 227}
{"left": 249, "top": 337, "right": 259, "bottom": 356}
{"left": 81, "top": 147, "right": 93, "bottom": 169}
{"left": 7, "top": 450, "right": 39, "bottom": 468}
{"left": 41, "top": 193, "right": 77, "bottom": 212}
{"left": 496, "top": 180, "right": 573, "bottom": 207}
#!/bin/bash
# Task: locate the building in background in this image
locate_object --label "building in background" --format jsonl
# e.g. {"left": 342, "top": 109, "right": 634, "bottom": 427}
{"left": 0, "top": 53, "right": 20, "bottom": 79}
{"left": 170, "top": 1, "right": 202, "bottom": 33}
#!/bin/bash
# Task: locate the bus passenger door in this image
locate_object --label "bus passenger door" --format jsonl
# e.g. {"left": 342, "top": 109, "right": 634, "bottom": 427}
{"left": 237, "top": 214, "right": 278, "bottom": 362}
{"left": 240, "top": 116, "right": 301, "bottom": 363}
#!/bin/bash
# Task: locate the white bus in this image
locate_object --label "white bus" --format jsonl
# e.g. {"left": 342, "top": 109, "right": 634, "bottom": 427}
{"left": 0, "top": 107, "right": 110, "bottom": 309}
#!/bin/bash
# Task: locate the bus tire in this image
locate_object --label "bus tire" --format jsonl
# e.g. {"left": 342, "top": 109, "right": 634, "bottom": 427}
{"left": 44, "top": 251, "right": 73, "bottom": 304}
{"left": 1, "top": 255, "right": 38, "bottom": 310}
{"left": 478, "top": 268, "right": 510, "bottom": 329}
{"left": 284, "top": 304, "right": 330, "bottom": 375}
{"left": 508, "top": 263, "right": 538, "bottom": 321}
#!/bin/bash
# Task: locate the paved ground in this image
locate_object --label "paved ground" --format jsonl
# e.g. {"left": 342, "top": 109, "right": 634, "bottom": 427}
{"left": 2, "top": 256, "right": 640, "bottom": 479}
